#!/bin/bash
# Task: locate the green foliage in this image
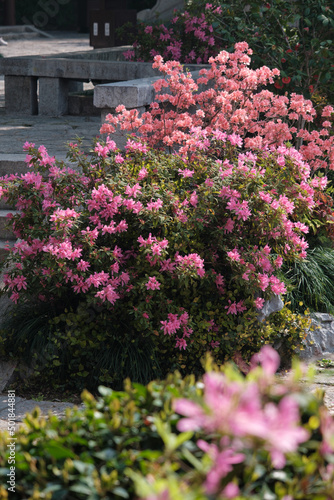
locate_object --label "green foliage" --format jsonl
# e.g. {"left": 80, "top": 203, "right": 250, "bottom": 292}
{"left": 317, "top": 358, "right": 334, "bottom": 368}
{"left": 0, "top": 302, "right": 162, "bottom": 392}
{"left": 0, "top": 358, "right": 333, "bottom": 499}
{"left": 186, "top": 0, "right": 334, "bottom": 102}
{"left": 263, "top": 306, "right": 311, "bottom": 367}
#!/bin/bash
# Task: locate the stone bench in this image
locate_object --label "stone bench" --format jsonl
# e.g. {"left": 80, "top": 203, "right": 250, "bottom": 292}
{"left": 94, "top": 69, "right": 204, "bottom": 119}
{"left": 0, "top": 48, "right": 205, "bottom": 117}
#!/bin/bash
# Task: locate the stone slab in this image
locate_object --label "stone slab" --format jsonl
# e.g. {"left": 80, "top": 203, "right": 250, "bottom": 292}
{"left": 0, "top": 157, "right": 27, "bottom": 177}
{"left": 68, "top": 94, "right": 100, "bottom": 117}
{"left": 0, "top": 57, "right": 207, "bottom": 82}
{"left": 0, "top": 393, "right": 77, "bottom": 421}
{"left": 0, "top": 116, "right": 101, "bottom": 157}
{"left": 94, "top": 70, "right": 203, "bottom": 110}
{"left": 94, "top": 77, "right": 158, "bottom": 109}
{"left": 300, "top": 313, "right": 334, "bottom": 359}
{"left": 0, "top": 394, "right": 25, "bottom": 416}
{"left": 0, "top": 32, "right": 93, "bottom": 59}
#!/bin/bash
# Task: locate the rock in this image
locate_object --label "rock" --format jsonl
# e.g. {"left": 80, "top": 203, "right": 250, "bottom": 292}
{"left": 137, "top": 0, "right": 185, "bottom": 22}
{"left": 298, "top": 313, "right": 334, "bottom": 360}
{"left": 257, "top": 294, "right": 284, "bottom": 322}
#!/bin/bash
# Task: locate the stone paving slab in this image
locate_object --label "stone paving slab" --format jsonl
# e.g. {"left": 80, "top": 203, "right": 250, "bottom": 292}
{"left": 0, "top": 393, "right": 75, "bottom": 420}
{"left": 0, "top": 392, "right": 80, "bottom": 432}
{"left": 0, "top": 113, "right": 102, "bottom": 157}
{"left": 0, "top": 31, "right": 93, "bottom": 58}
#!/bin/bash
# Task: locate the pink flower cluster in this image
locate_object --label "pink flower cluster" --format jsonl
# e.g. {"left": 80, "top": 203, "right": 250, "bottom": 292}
{"left": 174, "top": 346, "right": 314, "bottom": 495}
{"left": 160, "top": 311, "right": 193, "bottom": 350}
{"left": 104, "top": 43, "right": 334, "bottom": 172}
{"left": 123, "top": 7, "right": 222, "bottom": 64}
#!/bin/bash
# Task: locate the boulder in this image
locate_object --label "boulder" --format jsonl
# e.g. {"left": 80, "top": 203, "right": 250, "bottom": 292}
{"left": 299, "top": 312, "right": 334, "bottom": 360}
{"left": 137, "top": 0, "right": 185, "bottom": 22}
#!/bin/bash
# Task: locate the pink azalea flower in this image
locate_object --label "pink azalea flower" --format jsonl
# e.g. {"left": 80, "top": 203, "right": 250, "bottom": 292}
{"left": 146, "top": 276, "right": 161, "bottom": 290}
{"left": 254, "top": 297, "right": 265, "bottom": 309}
{"left": 227, "top": 249, "right": 241, "bottom": 262}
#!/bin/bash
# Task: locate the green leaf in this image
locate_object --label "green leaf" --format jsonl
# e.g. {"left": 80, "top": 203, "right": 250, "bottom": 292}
{"left": 72, "top": 460, "right": 95, "bottom": 474}
{"left": 98, "top": 386, "right": 113, "bottom": 397}
{"left": 70, "top": 484, "right": 95, "bottom": 495}
{"left": 113, "top": 487, "right": 130, "bottom": 498}
{"left": 93, "top": 448, "right": 117, "bottom": 460}
{"left": 44, "top": 443, "right": 76, "bottom": 460}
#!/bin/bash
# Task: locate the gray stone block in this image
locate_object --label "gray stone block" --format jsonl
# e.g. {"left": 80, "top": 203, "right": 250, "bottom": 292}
{"left": 94, "top": 78, "right": 158, "bottom": 109}
{"left": 0, "top": 56, "right": 206, "bottom": 83}
{"left": 68, "top": 94, "right": 100, "bottom": 116}
{"left": 68, "top": 81, "right": 84, "bottom": 93}
{"left": 257, "top": 294, "right": 284, "bottom": 323}
{"left": 39, "top": 77, "right": 69, "bottom": 116}
{"left": 0, "top": 158, "right": 27, "bottom": 185}
{"left": 5, "top": 75, "right": 38, "bottom": 115}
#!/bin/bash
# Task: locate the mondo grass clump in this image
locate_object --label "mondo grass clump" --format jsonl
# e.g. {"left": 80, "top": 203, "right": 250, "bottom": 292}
{"left": 283, "top": 247, "right": 334, "bottom": 314}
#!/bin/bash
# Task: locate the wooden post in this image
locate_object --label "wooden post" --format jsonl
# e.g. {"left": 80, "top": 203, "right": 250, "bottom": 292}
{"left": 4, "top": 0, "right": 15, "bottom": 26}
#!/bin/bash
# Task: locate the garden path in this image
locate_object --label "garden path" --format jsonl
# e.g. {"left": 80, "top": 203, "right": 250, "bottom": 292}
{"left": 0, "top": 30, "right": 100, "bottom": 160}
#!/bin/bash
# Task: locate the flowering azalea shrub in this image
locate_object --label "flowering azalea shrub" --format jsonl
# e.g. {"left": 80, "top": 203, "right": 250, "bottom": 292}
{"left": 105, "top": 43, "right": 334, "bottom": 173}
{"left": 128, "top": 346, "right": 334, "bottom": 500}
{"left": 0, "top": 127, "right": 319, "bottom": 387}
{"left": 0, "top": 346, "right": 333, "bottom": 499}
{"left": 0, "top": 43, "right": 332, "bottom": 387}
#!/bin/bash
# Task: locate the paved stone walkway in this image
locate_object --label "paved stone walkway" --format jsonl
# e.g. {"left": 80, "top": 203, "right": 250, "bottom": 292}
{"left": 0, "top": 31, "right": 101, "bottom": 161}
{"left": 0, "top": 393, "right": 79, "bottom": 432}
{"left": 0, "top": 31, "right": 93, "bottom": 58}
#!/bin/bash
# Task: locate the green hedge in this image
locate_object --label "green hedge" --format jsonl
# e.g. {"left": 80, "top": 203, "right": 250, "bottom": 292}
{"left": 0, "top": 353, "right": 333, "bottom": 499}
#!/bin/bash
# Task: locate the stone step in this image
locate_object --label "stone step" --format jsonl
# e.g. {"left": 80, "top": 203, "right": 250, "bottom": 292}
{"left": 0, "top": 32, "right": 41, "bottom": 41}
{"left": 0, "top": 155, "right": 27, "bottom": 177}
